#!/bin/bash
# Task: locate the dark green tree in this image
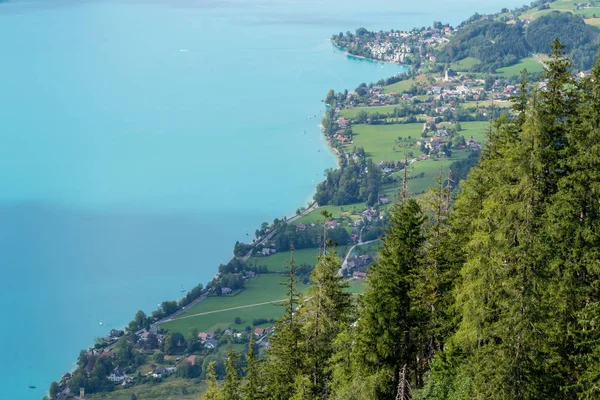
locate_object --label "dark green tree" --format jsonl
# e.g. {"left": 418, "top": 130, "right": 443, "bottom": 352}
{"left": 222, "top": 349, "right": 241, "bottom": 400}
{"left": 263, "top": 246, "right": 304, "bottom": 399}
{"left": 349, "top": 199, "right": 425, "bottom": 397}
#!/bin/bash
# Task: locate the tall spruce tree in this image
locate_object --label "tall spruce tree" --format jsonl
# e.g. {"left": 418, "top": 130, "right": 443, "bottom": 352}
{"left": 242, "top": 334, "right": 262, "bottom": 400}
{"left": 203, "top": 361, "right": 220, "bottom": 400}
{"left": 349, "top": 199, "right": 425, "bottom": 397}
{"left": 222, "top": 349, "right": 241, "bottom": 400}
{"left": 296, "top": 250, "right": 352, "bottom": 398}
{"left": 263, "top": 246, "right": 304, "bottom": 399}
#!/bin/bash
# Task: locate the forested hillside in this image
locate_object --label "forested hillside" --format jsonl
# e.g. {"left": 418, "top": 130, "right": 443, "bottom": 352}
{"left": 438, "top": 11, "right": 599, "bottom": 71}
{"left": 436, "top": 20, "right": 530, "bottom": 71}
{"left": 207, "top": 41, "right": 600, "bottom": 399}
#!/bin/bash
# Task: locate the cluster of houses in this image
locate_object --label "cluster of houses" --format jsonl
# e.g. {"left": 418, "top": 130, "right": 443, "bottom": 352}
{"left": 338, "top": 26, "right": 458, "bottom": 65}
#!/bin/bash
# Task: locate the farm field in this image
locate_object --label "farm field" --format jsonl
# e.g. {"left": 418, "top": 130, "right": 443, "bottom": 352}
{"left": 450, "top": 56, "right": 481, "bottom": 71}
{"left": 383, "top": 74, "right": 430, "bottom": 94}
{"left": 248, "top": 246, "right": 351, "bottom": 272}
{"left": 496, "top": 57, "right": 544, "bottom": 76}
{"left": 294, "top": 203, "right": 366, "bottom": 224}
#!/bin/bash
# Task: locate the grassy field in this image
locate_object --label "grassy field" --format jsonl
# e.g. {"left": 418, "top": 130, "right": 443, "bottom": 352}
{"left": 450, "top": 56, "right": 481, "bottom": 71}
{"left": 294, "top": 203, "right": 366, "bottom": 224}
{"left": 496, "top": 57, "right": 545, "bottom": 76}
{"left": 248, "top": 246, "right": 352, "bottom": 272}
{"left": 339, "top": 104, "right": 402, "bottom": 119}
{"left": 87, "top": 378, "right": 205, "bottom": 400}
{"left": 584, "top": 16, "right": 600, "bottom": 26}
{"left": 384, "top": 74, "right": 430, "bottom": 94}
{"left": 352, "top": 123, "right": 425, "bottom": 163}
{"left": 161, "top": 274, "right": 303, "bottom": 334}
{"left": 347, "top": 279, "right": 366, "bottom": 294}
{"left": 519, "top": 0, "right": 600, "bottom": 20}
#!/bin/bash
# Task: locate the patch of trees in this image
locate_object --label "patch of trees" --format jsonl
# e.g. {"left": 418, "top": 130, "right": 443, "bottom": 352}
{"left": 217, "top": 273, "right": 245, "bottom": 291}
{"left": 526, "top": 12, "right": 596, "bottom": 69}
{"left": 233, "top": 241, "right": 252, "bottom": 257}
{"left": 314, "top": 157, "right": 381, "bottom": 206}
{"left": 272, "top": 224, "right": 351, "bottom": 252}
{"left": 448, "top": 151, "right": 480, "bottom": 187}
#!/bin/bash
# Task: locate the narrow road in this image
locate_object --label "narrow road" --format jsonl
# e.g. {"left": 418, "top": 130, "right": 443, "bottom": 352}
{"left": 242, "top": 202, "right": 319, "bottom": 262}
{"left": 164, "top": 300, "right": 287, "bottom": 323}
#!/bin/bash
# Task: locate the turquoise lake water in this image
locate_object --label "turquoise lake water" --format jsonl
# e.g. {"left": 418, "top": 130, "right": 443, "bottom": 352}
{"left": 0, "top": 0, "right": 527, "bottom": 398}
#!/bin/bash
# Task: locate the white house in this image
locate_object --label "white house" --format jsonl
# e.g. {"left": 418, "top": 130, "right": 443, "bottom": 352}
{"left": 109, "top": 367, "right": 126, "bottom": 383}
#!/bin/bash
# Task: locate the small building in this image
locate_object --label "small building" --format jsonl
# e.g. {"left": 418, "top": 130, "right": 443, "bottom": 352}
{"left": 296, "top": 223, "right": 307, "bottom": 232}
{"left": 353, "top": 271, "right": 367, "bottom": 279}
{"left": 109, "top": 367, "right": 126, "bottom": 383}
{"left": 324, "top": 220, "right": 339, "bottom": 229}
{"left": 379, "top": 198, "right": 390, "bottom": 205}
{"left": 197, "top": 332, "right": 214, "bottom": 342}
{"left": 254, "top": 327, "right": 266, "bottom": 336}
{"left": 221, "top": 287, "right": 233, "bottom": 295}
{"left": 186, "top": 355, "right": 198, "bottom": 365}
{"left": 261, "top": 248, "right": 276, "bottom": 256}
{"left": 205, "top": 339, "right": 218, "bottom": 349}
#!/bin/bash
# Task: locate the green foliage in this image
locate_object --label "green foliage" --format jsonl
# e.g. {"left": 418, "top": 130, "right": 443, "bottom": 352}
{"left": 263, "top": 248, "right": 304, "bottom": 399}
{"left": 315, "top": 157, "right": 381, "bottom": 206}
{"left": 222, "top": 349, "right": 241, "bottom": 400}
{"left": 203, "top": 361, "right": 220, "bottom": 400}
{"left": 526, "top": 12, "right": 593, "bottom": 67}
{"left": 49, "top": 381, "right": 59, "bottom": 398}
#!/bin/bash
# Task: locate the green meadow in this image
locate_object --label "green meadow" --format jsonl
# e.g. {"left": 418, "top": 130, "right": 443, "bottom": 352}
{"left": 496, "top": 57, "right": 544, "bottom": 76}
{"left": 450, "top": 56, "right": 481, "bottom": 71}
{"left": 293, "top": 203, "right": 366, "bottom": 224}
{"left": 161, "top": 274, "right": 298, "bottom": 334}
{"left": 247, "top": 246, "right": 351, "bottom": 272}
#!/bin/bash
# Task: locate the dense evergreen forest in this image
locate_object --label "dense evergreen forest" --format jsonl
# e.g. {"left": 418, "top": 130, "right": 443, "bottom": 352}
{"left": 207, "top": 41, "right": 600, "bottom": 399}
{"left": 438, "top": 12, "right": 599, "bottom": 71}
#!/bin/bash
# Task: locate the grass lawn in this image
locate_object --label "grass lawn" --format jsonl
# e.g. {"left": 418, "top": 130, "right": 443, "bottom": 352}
{"left": 294, "top": 203, "right": 366, "bottom": 224}
{"left": 87, "top": 378, "right": 205, "bottom": 400}
{"left": 248, "top": 246, "right": 351, "bottom": 272}
{"left": 346, "top": 279, "right": 366, "bottom": 294}
{"left": 161, "top": 274, "right": 298, "bottom": 334}
{"left": 496, "top": 58, "right": 545, "bottom": 76}
{"left": 352, "top": 123, "right": 425, "bottom": 163}
{"left": 453, "top": 121, "right": 490, "bottom": 143}
{"left": 450, "top": 57, "right": 480, "bottom": 71}
{"left": 384, "top": 74, "right": 430, "bottom": 94}
{"left": 584, "top": 17, "right": 600, "bottom": 26}
{"left": 463, "top": 99, "right": 511, "bottom": 109}
{"left": 339, "top": 104, "right": 402, "bottom": 119}
{"left": 519, "top": 0, "right": 600, "bottom": 20}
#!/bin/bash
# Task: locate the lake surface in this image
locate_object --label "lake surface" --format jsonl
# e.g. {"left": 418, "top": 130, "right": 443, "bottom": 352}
{"left": 0, "top": 0, "right": 527, "bottom": 397}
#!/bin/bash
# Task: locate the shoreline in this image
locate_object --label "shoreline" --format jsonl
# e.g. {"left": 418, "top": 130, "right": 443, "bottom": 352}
{"left": 330, "top": 39, "right": 406, "bottom": 66}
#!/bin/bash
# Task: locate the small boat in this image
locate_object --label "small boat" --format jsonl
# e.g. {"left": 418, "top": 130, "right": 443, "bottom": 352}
{"left": 28, "top": 385, "right": 36, "bottom": 389}
{"left": 180, "top": 286, "right": 185, "bottom": 293}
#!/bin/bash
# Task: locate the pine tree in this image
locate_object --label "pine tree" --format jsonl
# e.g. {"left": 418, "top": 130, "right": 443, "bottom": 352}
{"left": 242, "top": 334, "right": 262, "bottom": 400}
{"left": 297, "top": 250, "right": 352, "bottom": 398}
{"left": 263, "top": 246, "right": 304, "bottom": 399}
{"left": 203, "top": 361, "right": 220, "bottom": 400}
{"left": 222, "top": 349, "right": 240, "bottom": 400}
{"left": 350, "top": 199, "right": 425, "bottom": 397}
